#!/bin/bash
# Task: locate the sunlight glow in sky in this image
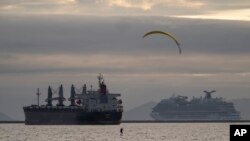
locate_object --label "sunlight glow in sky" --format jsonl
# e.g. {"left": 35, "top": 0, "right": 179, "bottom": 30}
{"left": 174, "top": 9, "right": 250, "bottom": 21}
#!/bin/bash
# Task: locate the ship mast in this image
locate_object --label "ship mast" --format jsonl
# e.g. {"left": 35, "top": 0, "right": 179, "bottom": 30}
{"left": 97, "top": 73, "right": 103, "bottom": 87}
{"left": 37, "top": 88, "right": 40, "bottom": 106}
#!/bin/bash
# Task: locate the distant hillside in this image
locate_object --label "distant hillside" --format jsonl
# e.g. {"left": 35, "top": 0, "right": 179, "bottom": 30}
{"left": 0, "top": 112, "right": 12, "bottom": 121}
{"left": 231, "top": 98, "right": 250, "bottom": 120}
{"left": 123, "top": 101, "right": 157, "bottom": 120}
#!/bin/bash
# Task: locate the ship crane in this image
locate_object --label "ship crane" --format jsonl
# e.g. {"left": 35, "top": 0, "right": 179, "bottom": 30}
{"left": 68, "top": 84, "right": 87, "bottom": 106}
{"left": 45, "top": 85, "right": 66, "bottom": 106}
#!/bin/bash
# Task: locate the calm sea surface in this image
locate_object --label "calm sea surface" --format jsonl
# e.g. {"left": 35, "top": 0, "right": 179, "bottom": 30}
{"left": 0, "top": 123, "right": 239, "bottom": 141}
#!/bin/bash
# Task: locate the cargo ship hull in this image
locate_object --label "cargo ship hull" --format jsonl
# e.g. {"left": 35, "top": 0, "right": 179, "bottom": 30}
{"left": 23, "top": 74, "right": 123, "bottom": 125}
{"left": 24, "top": 108, "right": 122, "bottom": 125}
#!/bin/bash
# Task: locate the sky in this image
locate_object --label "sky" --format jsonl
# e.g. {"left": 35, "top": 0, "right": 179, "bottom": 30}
{"left": 1, "top": 0, "right": 250, "bottom": 21}
{"left": 0, "top": 0, "right": 250, "bottom": 120}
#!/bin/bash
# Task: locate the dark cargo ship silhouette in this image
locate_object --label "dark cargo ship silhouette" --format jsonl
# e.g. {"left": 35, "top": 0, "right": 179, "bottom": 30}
{"left": 23, "top": 74, "right": 123, "bottom": 125}
{"left": 151, "top": 90, "right": 241, "bottom": 121}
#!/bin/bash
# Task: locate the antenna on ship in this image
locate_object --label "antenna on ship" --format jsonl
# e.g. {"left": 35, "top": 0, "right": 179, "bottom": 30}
{"left": 97, "top": 73, "right": 107, "bottom": 95}
{"left": 90, "top": 85, "right": 93, "bottom": 93}
{"left": 37, "top": 88, "right": 40, "bottom": 106}
{"left": 98, "top": 73, "right": 104, "bottom": 86}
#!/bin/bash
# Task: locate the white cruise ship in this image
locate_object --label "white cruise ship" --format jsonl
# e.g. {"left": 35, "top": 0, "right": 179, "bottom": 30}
{"left": 151, "top": 90, "right": 241, "bottom": 121}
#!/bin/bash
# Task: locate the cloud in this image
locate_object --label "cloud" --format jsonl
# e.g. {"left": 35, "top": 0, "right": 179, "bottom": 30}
{"left": 1, "top": 52, "right": 250, "bottom": 75}
{"left": 0, "top": 15, "right": 250, "bottom": 120}
{"left": 0, "top": 0, "right": 78, "bottom": 14}
{"left": 0, "top": 0, "right": 250, "bottom": 21}
{"left": 107, "top": 0, "right": 153, "bottom": 11}
{"left": 175, "top": 9, "right": 250, "bottom": 21}
{"left": 1, "top": 15, "right": 249, "bottom": 55}
{"left": 105, "top": 0, "right": 203, "bottom": 11}
{"left": 0, "top": 15, "right": 250, "bottom": 81}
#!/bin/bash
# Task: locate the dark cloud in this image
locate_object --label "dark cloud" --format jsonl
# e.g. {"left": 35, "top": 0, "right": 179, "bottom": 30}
{"left": 0, "top": 15, "right": 250, "bottom": 55}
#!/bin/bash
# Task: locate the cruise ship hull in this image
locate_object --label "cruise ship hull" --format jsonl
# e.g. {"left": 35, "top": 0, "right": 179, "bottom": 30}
{"left": 151, "top": 92, "right": 241, "bottom": 121}
{"left": 151, "top": 112, "right": 241, "bottom": 121}
{"left": 24, "top": 108, "right": 122, "bottom": 125}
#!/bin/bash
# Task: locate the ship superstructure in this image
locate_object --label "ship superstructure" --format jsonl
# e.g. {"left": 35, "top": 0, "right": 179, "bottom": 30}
{"left": 23, "top": 74, "right": 123, "bottom": 125}
{"left": 151, "top": 90, "right": 241, "bottom": 121}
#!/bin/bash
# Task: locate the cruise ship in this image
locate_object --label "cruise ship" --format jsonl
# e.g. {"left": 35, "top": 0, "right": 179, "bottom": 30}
{"left": 151, "top": 90, "right": 241, "bottom": 121}
{"left": 23, "top": 74, "right": 123, "bottom": 125}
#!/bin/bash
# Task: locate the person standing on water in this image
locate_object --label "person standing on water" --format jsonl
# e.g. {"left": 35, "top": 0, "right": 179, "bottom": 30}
{"left": 120, "top": 128, "right": 123, "bottom": 136}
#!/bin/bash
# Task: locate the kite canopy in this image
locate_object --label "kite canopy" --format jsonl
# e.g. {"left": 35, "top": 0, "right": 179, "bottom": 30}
{"left": 143, "top": 31, "right": 182, "bottom": 54}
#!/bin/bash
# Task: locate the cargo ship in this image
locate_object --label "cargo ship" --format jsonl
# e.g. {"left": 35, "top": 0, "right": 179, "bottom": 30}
{"left": 151, "top": 90, "right": 241, "bottom": 121}
{"left": 23, "top": 74, "right": 123, "bottom": 125}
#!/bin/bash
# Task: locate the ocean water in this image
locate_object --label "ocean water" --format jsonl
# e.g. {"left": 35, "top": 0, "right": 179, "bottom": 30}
{"left": 0, "top": 123, "right": 232, "bottom": 141}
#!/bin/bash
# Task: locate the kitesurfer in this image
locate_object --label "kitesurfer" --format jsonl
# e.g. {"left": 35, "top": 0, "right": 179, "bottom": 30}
{"left": 143, "top": 30, "right": 182, "bottom": 54}
{"left": 120, "top": 128, "right": 123, "bottom": 136}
